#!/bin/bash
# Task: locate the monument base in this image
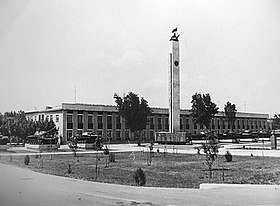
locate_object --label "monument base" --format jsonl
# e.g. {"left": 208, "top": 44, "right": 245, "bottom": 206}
{"left": 77, "top": 143, "right": 96, "bottom": 149}
{"left": 155, "top": 132, "right": 191, "bottom": 144}
{"left": 25, "top": 144, "right": 60, "bottom": 151}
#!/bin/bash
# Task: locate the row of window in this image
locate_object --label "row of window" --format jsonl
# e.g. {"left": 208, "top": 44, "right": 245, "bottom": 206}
{"left": 67, "top": 114, "right": 121, "bottom": 130}
{"left": 66, "top": 113, "right": 268, "bottom": 132}
{"left": 34, "top": 114, "right": 59, "bottom": 123}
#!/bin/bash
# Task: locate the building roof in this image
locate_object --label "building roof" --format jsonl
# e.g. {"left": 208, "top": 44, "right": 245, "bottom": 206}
{"left": 25, "top": 102, "right": 269, "bottom": 119}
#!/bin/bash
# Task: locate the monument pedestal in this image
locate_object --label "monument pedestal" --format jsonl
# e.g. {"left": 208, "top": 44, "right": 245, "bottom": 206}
{"left": 155, "top": 132, "right": 191, "bottom": 145}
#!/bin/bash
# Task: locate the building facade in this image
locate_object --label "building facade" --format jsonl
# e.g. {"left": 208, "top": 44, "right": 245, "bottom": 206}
{"left": 25, "top": 103, "right": 270, "bottom": 144}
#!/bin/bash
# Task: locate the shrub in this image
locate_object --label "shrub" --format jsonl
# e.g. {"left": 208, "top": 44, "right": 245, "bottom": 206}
{"left": 109, "top": 153, "right": 115, "bottom": 163}
{"left": 24, "top": 155, "right": 30, "bottom": 165}
{"left": 67, "top": 164, "right": 72, "bottom": 174}
{"left": 201, "top": 136, "right": 220, "bottom": 178}
{"left": 133, "top": 167, "right": 146, "bottom": 186}
{"left": 224, "top": 150, "right": 232, "bottom": 162}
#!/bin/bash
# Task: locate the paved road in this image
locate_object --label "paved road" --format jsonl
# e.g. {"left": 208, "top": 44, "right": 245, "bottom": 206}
{"left": 4, "top": 142, "right": 280, "bottom": 158}
{"left": 1, "top": 163, "right": 280, "bottom": 206}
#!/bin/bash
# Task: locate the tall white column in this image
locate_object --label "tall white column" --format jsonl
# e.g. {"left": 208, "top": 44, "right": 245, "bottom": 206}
{"left": 169, "top": 33, "right": 180, "bottom": 133}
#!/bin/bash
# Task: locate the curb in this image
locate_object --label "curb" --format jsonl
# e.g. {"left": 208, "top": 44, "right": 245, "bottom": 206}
{"left": 200, "top": 183, "right": 280, "bottom": 189}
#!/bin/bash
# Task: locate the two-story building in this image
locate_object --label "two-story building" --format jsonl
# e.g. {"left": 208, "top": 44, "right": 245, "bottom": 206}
{"left": 25, "top": 103, "right": 270, "bottom": 144}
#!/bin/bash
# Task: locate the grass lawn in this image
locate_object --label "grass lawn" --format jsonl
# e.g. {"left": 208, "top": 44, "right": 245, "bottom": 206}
{"left": 1, "top": 150, "right": 280, "bottom": 188}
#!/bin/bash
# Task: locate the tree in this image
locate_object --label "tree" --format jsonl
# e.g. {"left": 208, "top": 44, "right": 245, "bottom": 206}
{"left": 133, "top": 167, "right": 146, "bottom": 186}
{"left": 224, "top": 101, "right": 237, "bottom": 131}
{"left": 0, "top": 111, "right": 58, "bottom": 142}
{"left": 190, "top": 93, "right": 219, "bottom": 178}
{"left": 271, "top": 114, "right": 280, "bottom": 130}
{"left": 201, "top": 135, "right": 220, "bottom": 178}
{"left": 0, "top": 111, "right": 28, "bottom": 141}
{"left": 190, "top": 93, "right": 219, "bottom": 130}
{"left": 41, "top": 119, "right": 57, "bottom": 136}
{"left": 114, "top": 92, "right": 151, "bottom": 146}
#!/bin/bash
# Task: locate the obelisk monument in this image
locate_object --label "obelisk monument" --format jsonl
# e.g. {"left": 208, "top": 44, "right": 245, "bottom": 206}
{"left": 169, "top": 28, "right": 180, "bottom": 133}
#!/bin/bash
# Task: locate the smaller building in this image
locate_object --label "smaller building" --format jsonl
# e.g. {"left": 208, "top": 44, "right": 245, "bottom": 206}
{"left": 25, "top": 103, "right": 270, "bottom": 144}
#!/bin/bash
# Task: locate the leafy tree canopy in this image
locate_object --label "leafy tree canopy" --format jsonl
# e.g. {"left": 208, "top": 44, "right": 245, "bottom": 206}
{"left": 191, "top": 93, "right": 219, "bottom": 129}
{"left": 272, "top": 114, "right": 280, "bottom": 130}
{"left": 224, "top": 101, "right": 237, "bottom": 128}
{"left": 0, "top": 111, "right": 57, "bottom": 141}
{"left": 114, "top": 92, "right": 151, "bottom": 133}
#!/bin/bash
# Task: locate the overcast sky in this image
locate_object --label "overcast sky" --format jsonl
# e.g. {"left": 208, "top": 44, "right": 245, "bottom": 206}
{"left": 0, "top": 0, "right": 280, "bottom": 116}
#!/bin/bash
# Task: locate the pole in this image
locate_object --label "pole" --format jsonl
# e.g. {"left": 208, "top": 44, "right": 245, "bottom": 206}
{"left": 95, "top": 150, "right": 99, "bottom": 179}
{"left": 262, "top": 139, "right": 264, "bottom": 167}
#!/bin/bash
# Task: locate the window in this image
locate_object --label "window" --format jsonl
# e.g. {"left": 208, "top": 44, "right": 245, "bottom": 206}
{"left": 78, "top": 115, "right": 83, "bottom": 123}
{"left": 78, "top": 114, "right": 83, "bottom": 129}
{"left": 67, "top": 115, "right": 73, "bottom": 129}
{"left": 50, "top": 115, "right": 53, "bottom": 121}
{"left": 186, "top": 118, "right": 190, "bottom": 130}
{"left": 107, "top": 115, "right": 112, "bottom": 129}
{"left": 150, "top": 117, "right": 154, "bottom": 130}
{"left": 150, "top": 131, "right": 154, "bottom": 141}
{"left": 56, "top": 115, "right": 59, "bottom": 122}
{"left": 67, "top": 130, "right": 73, "bottom": 141}
{"left": 67, "top": 115, "right": 73, "bottom": 123}
{"left": 116, "top": 116, "right": 121, "bottom": 129}
{"left": 88, "top": 115, "right": 93, "bottom": 129}
{"left": 237, "top": 120, "right": 240, "bottom": 129}
{"left": 158, "top": 117, "right": 162, "bottom": 130}
{"left": 98, "top": 115, "right": 103, "bottom": 129}
{"left": 180, "top": 117, "right": 183, "bottom": 131}
{"left": 116, "top": 131, "right": 121, "bottom": 137}
{"left": 165, "top": 117, "right": 169, "bottom": 130}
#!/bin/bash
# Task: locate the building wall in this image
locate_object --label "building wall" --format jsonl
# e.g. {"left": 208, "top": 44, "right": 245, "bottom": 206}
{"left": 26, "top": 107, "right": 63, "bottom": 139}
{"left": 26, "top": 103, "right": 270, "bottom": 143}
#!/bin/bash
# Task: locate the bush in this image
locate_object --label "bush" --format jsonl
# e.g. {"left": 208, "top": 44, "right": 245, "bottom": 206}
{"left": 133, "top": 167, "right": 146, "bottom": 186}
{"left": 24, "top": 155, "right": 30, "bottom": 165}
{"left": 109, "top": 153, "right": 115, "bottom": 163}
{"left": 201, "top": 136, "right": 220, "bottom": 178}
{"left": 224, "top": 150, "right": 232, "bottom": 162}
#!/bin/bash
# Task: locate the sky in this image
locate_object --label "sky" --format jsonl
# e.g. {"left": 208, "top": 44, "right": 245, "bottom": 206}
{"left": 0, "top": 0, "right": 280, "bottom": 116}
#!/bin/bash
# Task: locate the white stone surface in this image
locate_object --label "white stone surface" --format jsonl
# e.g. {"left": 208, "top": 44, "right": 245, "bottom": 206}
{"left": 169, "top": 39, "right": 180, "bottom": 133}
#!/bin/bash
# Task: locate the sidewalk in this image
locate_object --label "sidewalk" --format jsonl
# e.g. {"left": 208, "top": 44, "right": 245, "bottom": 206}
{"left": 2, "top": 142, "right": 280, "bottom": 158}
